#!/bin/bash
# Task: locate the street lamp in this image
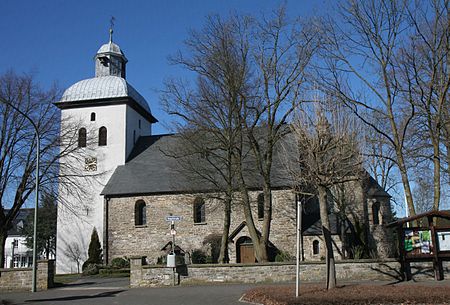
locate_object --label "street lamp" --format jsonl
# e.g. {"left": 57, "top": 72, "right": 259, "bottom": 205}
{"left": 0, "top": 98, "right": 40, "bottom": 292}
{"left": 296, "top": 199, "right": 301, "bottom": 297}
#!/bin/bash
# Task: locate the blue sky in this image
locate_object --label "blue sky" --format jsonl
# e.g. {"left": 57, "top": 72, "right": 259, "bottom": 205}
{"left": 0, "top": 0, "right": 326, "bottom": 135}
{"left": 2, "top": 0, "right": 426, "bottom": 215}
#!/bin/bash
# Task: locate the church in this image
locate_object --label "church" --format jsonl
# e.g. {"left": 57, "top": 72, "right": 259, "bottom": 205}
{"left": 55, "top": 33, "right": 394, "bottom": 274}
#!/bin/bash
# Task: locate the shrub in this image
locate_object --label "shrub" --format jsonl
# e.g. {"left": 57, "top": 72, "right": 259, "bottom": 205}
{"left": 351, "top": 245, "right": 366, "bottom": 259}
{"left": 202, "top": 234, "right": 222, "bottom": 263}
{"left": 82, "top": 263, "right": 99, "bottom": 276}
{"left": 99, "top": 268, "right": 130, "bottom": 276}
{"left": 191, "top": 249, "right": 207, "bottom": 264}
{"left": 274, "top": 251, "right": 295, "bottom": 262}
{"left": 157, "top": 255, "right": 167, "bottom": 265}
{"left": 110, "top": 257, "right": 129, "bottom": 269}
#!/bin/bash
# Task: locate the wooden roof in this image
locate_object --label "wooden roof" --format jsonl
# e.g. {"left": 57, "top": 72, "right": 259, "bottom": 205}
{"left": 386, "top": 210, "right": 450, "bottom": 228}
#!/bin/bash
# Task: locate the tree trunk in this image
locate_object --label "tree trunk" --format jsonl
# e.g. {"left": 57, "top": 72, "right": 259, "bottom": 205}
{"left": 242, "top": 189, "right": 268, "bottom": 262}
{"left": 218, "top": 194, "right": 231, "bottom": 263}
{"left": 237, "top": 169, "right": 268, "bottom": 262}
{"left": 396, "top": 156, "right": 416, "bottom": 217}
{"left": 432, "top": 141, "right": 441, "bottom": 211}
{"left": 0, "top": 229, "right": 7, "bottom": 268}
{"left": 261, "top": 183, "right": 272, "bottom": 257}
{"left": 318, "top": 185, "right": 336, "bottom": 290}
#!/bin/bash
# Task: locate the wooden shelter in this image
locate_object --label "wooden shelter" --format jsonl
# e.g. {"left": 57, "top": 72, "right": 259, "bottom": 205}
{"left": 387, "top": 210, "right": 450, "bottom": 281}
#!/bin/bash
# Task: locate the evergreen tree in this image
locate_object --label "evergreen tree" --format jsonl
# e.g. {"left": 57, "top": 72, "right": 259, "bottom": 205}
{"left": 86, "top": 227, "right": 102, "bottom": 265}
{"left": 21, "top": 192, "right": 57, "bottom": 259}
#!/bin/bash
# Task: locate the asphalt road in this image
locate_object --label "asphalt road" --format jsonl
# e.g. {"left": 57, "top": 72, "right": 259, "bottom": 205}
{"left": 0, "top": 277, "right": 259, "bottom": 305}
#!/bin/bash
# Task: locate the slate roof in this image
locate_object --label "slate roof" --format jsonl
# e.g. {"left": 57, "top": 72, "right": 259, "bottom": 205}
{"left": 366, "top": 176, "right": 391, "bottom": 198}
{"left": 303, "top": 214, "right": 341, "bottom": 235}
{"left": 101, "top": 133, "right": 292, "bottom": 196}
{"left": 102, "top": 131, "right": 390, "bottom": 199}
{"left": 97, "top": 41, "right": 127, "bottom": 59}
{"left": 58, "top": 76, "right": 151, "bottom": 114}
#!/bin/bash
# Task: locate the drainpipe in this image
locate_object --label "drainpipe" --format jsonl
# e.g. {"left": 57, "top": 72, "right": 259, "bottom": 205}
{"left": 103, "top": 197, "right": 110, "bottom": 265}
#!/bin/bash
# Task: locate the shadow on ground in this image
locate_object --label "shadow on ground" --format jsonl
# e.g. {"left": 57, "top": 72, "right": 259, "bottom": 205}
{"left": 52, "top": 281, "right": 96, "bottom": 288}
{"left": 23, "top": 290, "right": 125, "bottom": 303}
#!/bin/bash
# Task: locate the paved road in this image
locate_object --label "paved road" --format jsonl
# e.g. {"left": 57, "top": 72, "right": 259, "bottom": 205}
{"left": 4, "top": 277, "right": 450, "bottom": 305}
{"left": 0, "top": 277, "right": 259, "bottom": 305}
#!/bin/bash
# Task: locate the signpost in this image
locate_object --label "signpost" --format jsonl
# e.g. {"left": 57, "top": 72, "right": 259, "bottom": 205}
{"left": 166, "top": 216, "right": 182, "bottom": 222}
{"left": 166, "top": 215, "right": 181, "bottom": 286}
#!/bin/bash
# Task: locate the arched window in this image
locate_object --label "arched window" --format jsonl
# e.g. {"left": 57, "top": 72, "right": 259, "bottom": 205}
{"left": 313, "top": 240, "right": 320, "bottom": 255}
{"left": 135, "top": 200, "right": 146, "bottom": 226}
{"left": 257, "top": 193, "right": 264, "bottom": 219}
{"left": 78, "top": 128, "right": 86, "bottom": 148}
{"left": 90, "top": 112, "right": 96, "bottom": 121}
{"left": 372, "top": 202, "right": 380, "bottom": 225}
{"left": 98, "top": 126, "right": 107, "bottom": 146}
{"left": 193, "top": 197, "right": 205, "bottom": 223}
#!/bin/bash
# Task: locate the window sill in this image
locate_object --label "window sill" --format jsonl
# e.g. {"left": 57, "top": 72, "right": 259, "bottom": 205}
{"left": 135, "top": 225, "right": 148, "bottom": 228}
{"left": 194, "top": 222, "right": 207, "bottom": 226}
{"left": 258, "top": 218, "right": 264, "bottom": 221}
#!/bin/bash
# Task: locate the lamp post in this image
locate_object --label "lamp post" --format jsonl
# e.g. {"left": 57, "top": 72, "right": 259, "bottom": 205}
{"left": 295, "top": 195, "right": 304, "bottom": 298}
{"left": 0, "top": 98, "right": 40, "bottom": 292}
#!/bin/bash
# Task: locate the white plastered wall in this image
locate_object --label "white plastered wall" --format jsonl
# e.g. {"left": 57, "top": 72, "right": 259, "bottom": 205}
{"left": 56, "top": 104, "right": 128, "bottom": 274}
{"left": 125, "top": 105, "right": 152, "bottom": 159}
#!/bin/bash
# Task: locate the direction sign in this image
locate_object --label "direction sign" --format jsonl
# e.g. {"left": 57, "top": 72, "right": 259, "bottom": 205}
{"left": 166, "top": 216, "right": 182, "bottom": 221}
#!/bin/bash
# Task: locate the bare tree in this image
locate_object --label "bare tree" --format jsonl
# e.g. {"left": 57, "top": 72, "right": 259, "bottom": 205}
{"left": 318, "top": 0, "right": 417, "bottom": 216}
{"left": 236, "top": 7, "right": 319, "bottom": 262}
{"left": 64, "top": 242, "right": 83, "bottom": 273}
{"left": 163, "top": 8, "right": 319, "bottom": 263}
{"left": 364, "top": 114, "right": 399, "bottom": 195}
{"left": 0, "top": 71, "right": 61, "bottom": 268}
{"left": 319, "top": 0, "right": 450, "bottom": 214}
{"left": 414, "top": 173, "right": 434, "bottom": 214}
{"left": 0, "top": 70, "right": 98, "bottom": 268}
{"left": 400, "top": 0, "right": 450, "bottom": 210}
{"left": 287, "top": 102, "right": 363, "bottom": 289}
{"left": 161, "top": 14, "right": 251, "bottom": 263}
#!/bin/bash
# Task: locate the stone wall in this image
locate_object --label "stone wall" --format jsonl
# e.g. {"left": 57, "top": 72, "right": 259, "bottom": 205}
{"left": 129, "top": 257, "right": 450, "bottom": 288}
{"left": 0, "top": 260, "right": 55, "bottom": 291}
{"left": 367, "top": 197, "right": 395, "bottom": 257}
{"left": 107, "top": 190, "right": 298, "bottom": 264}
{"left": 302, "top": 235, "right": 343, "bottom": 261}
{"left": 107, "top": 186, "right": 394, "bottom": 264}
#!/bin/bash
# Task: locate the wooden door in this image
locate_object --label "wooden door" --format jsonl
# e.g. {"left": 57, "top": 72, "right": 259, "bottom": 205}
{"left": 240, "top": 244, "right": 255, "bottom": 263}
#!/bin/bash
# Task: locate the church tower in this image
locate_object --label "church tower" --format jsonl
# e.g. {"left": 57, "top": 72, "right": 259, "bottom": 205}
{"left": 55, "top": 30, "right": 157, "bottom": 274}
{"left": 95, "top": 29, "right": 127, "bottom": 78}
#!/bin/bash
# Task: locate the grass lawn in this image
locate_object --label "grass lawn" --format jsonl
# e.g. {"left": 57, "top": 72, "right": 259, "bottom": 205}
{"left": 242, "top": 283, "right": 450, "bottom": 305}
{"left": 53, "top": 273, "right": 83, "bottom": 285}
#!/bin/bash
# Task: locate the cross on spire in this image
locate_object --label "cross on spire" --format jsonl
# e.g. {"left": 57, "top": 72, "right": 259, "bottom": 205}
{"left": 109, "top": 16, "right": 115, "bottom": 43}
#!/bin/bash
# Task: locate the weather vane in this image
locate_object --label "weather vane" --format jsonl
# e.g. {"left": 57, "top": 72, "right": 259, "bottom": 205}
{"left": 109, "top": 16, "right": 116, "bottom": 43}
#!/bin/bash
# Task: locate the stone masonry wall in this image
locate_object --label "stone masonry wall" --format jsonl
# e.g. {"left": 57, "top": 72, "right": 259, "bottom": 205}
{"left": 129, "top": 257, "right": 450, "bottom": 288}
{"left": 107, "top": 190, "right": 298, "bottom": 263}
{"left": 107, "top": 187, "right": 393, "bottom": 263}
{"left": 302, "top": 235, "right": 343, "bottom": 261}
{"left": 0, "top": 260, "right": 55, "bottom": 291}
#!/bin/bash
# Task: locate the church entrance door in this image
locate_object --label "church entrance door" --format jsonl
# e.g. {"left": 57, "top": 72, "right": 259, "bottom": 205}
{"left": 236, "top": 236, "right": 256, "bottom": 263}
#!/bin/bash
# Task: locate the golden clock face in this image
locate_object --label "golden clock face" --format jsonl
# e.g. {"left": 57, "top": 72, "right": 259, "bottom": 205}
{"left": 85, "top": 157, "right": 97, "bottom": 172}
